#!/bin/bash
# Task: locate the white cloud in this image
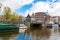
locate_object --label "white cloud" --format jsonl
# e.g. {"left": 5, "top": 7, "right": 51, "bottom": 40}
{"left": 0, "top": 0, "right": 5, "bottom": 2}
{"left": 48, "top": 2, "right": 60, "bottom": 16}
{"left": 0, "top": 0, "right": 60, "bottom": 17}
{"left": 0, "top": 0, "right": 34, "bottom": 11}
{"left": 24, "top": 2, "right": 60, "bottom": 17}
{"left": 24, "top": 2, "right": 49, "bottom": 16}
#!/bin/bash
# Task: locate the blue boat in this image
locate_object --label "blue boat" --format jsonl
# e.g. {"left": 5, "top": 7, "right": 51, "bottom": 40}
{"left": 54, "top": 22, "right": 59, "bottom": 24}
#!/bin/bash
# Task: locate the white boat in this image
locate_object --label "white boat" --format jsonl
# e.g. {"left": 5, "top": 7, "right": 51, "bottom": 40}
{"left": 19, "top": 24, "right": 27, "bottom": 33}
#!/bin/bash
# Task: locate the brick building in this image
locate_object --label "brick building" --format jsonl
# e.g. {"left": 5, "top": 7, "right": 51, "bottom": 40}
{"left": 31, "top": 12, "right": 50, "bottom": 23}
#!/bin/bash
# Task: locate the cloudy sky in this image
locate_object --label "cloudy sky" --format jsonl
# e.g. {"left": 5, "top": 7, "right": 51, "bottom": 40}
{"left": 0, "top": 0, "right": 60, "bottom": 16}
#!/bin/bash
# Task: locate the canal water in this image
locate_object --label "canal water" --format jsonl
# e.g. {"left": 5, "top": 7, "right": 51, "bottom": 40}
{"left": 0, "top": 26, "right": 60, "bottom": 40}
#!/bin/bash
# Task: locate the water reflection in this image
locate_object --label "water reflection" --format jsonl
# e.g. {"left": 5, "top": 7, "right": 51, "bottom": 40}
{"left": 0, "top": 30, "right": 18, "bottom": 40}
{"left": 1, "top": 27, "right": 60, "bottom": 40}
{"left": 26, "top": 28, "right": 51, "bottom": 40}
{"left": 14, "top": 27, "right": 51, "bottom": 40}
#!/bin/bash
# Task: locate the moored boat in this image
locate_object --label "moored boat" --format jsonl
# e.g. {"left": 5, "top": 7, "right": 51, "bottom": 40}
{"left": 19, "top": 24, "right": 27, "bottom": 33}
{"left": 0, "top": 23, "right": 19, "bottom": 31}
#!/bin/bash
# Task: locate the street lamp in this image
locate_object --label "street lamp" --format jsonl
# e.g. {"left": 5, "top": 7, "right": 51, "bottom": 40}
{"left": 0, "top": 3, "right": 2, "bottom": 22}
{"left": 0, "top": 3, "right": 2, "bottom": 8}
{"left": 0, "top": 3, "right": 2, "bottom": 14}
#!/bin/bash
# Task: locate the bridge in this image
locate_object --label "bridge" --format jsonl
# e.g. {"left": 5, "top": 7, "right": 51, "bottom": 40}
{"left": 30, "top": 21, "right": 42, "bottom": 30}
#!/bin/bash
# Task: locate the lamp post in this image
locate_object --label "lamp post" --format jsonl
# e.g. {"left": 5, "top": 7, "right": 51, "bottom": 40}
{"left": 0, "top": 3, "right": 2, "bottom": 14}
{"left": 0, "top": 3, "right": 2, "bottom": 10}
{"left": 0, "top": 3, "right": 2, "bottom": 22}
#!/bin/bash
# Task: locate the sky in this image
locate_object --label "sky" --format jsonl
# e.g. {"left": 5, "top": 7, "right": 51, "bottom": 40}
{"left": 0, "top": 0, "right": 60, "bottom": 17}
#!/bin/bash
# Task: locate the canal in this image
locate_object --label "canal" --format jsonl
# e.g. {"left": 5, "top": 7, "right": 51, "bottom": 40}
{"left": 0, "top": 26, "right": 60, "bottom": 40}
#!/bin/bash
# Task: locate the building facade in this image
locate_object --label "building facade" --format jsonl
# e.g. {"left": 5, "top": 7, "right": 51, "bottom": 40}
{"left": 31, "top": 13, "right": 36, "bottom": 22}
{"left": 26, "top": 14, "right": 31, "bottom": 22}
{"left": 31, "top": 12, "right": 50, "bottom": 23}
{"left": 50, "top": 16, "right": 60, "bottom": 22}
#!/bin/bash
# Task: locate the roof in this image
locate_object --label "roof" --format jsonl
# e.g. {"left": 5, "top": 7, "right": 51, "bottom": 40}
{"left": 26, "top": 14, "right": 31, "bottom": 18}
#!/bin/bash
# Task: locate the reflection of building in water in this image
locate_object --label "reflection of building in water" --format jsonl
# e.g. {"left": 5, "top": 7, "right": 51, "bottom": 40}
{"left": 25, "top": 29, "right": 51, "bottom": 40}
{"left": 0, "top": 30, "right": 18, "bottom": 40}
{"left": 31, "top": 29, "right": 51, "bottom": 37}
{"left": 27, "top": 28, "right": 50, "bottom": 37}
{"left": 58, "top": 28, "right": 60, "bottom": 33}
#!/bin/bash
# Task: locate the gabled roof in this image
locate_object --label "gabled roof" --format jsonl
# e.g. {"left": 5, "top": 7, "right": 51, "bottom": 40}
{"left": 26, "top": 14, "right": 31, "bottom": 18}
